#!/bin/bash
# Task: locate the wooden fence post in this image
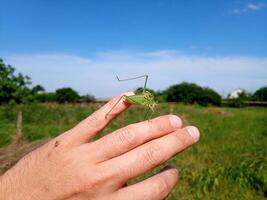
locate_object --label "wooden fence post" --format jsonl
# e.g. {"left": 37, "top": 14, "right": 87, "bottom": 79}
{"left": 16, "top": 111, "right": 23, "bottom": 140}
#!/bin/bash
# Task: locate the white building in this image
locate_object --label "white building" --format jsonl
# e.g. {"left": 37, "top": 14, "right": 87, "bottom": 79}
{"left": 229, "top": 88, "right": 245, "bottom": 99}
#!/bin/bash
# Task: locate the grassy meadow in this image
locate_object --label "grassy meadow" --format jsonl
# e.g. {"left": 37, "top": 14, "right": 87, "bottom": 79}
{"left": 0, "top": 103, "right": 266, "bottom": 199}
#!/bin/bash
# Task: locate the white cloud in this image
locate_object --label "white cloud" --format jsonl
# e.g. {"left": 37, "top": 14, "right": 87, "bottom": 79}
{"left": 247, "top": 2, "right": 266, "bottom": 10}
{"left": 4, "top": 50, "right": 267, "bottom": 98}
{"left": 232, "top": 2, "right": 266, "bottom": 13}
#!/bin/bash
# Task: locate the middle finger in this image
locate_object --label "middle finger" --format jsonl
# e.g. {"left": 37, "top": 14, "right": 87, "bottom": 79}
{"left": 86, "top": 115, "right": 182, "bottom": 163}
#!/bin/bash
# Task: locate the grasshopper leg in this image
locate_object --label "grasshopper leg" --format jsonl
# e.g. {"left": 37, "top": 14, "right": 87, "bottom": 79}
{"left": 105, "top": 95, "right": 127, "bottom": 119}
{"left": 144, "top": 107, "right": 151, "bottom": 120}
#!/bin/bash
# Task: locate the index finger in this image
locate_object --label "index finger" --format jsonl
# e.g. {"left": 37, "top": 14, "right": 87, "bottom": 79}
{"left": 60, "top": 92, "right": 134, "bottom": 147}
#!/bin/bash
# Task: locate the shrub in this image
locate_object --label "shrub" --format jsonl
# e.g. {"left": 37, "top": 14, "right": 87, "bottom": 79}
{"left": 35, "top": 92, "right": 57, "bottom": 102}
{"left": 55, "top": 87, "right": 80, "bottom": 103}
{"left": 163, "top": 82, "right": 221, "bottom": 106}
{"left": 199, "top": 87, "right": 221, "bottom": 106}
{"left": 80, "top": 94, "right": 96, "bottom": 102}
{"left": 228, "top": 91, "right": 251, "bottom": 107}
{"left": 253, "top": 86, "right": 267, "bottom": 101}
{"left": 165, "top": 82, "right": 203, "bottom": 103}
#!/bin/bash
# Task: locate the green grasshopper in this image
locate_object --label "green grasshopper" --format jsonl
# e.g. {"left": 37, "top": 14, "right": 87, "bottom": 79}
{"left": 105, "top": 75, "right": 157, "bottom": 119}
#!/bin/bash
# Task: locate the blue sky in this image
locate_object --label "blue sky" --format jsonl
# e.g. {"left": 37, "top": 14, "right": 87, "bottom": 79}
{"left": 1, "top": 0, "right": 267, "bottom": 97}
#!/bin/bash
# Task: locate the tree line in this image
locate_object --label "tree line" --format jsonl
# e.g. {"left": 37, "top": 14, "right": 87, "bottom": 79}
{"left": 136, "top": 84, "right": 267, "bottom": 107}
{"left": 1, "top": 58, "right": 266, "bottom": 106}
{"left": 0, "top": 59, "right": 95, "bottom": 104}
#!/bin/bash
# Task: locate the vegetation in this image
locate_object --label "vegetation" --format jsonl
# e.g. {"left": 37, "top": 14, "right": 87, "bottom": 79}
{"left": 0, "top": 103, "right": 266, "bottom": 199}
{"left": 31, "top": 85, "right": 45, "bottom": 93}
{"left": 55, "top": 87, "right": 80, "bottom": 103}
{"left": 228, "top": 91, "right": 252, "bottom": 108}
{"left": 253, "top": 86, "right": 267, "bottom": 101}
{"left": 0, "top": 58, "right": 31, "bottom": 104}
{"left": 160, "top": 82, "right": 221, "bottom": 106}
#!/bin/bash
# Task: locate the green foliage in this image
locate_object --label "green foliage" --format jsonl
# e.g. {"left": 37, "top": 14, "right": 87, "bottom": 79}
{"left": 199, "top": 87, "right": 221, "bottom": 106}
{"left": 35, "top": 92, "right": 57, "bottom": 102}
{"left": 31, "top": 85, "right": 45, "bottom": 93}
{"left": 228, "top": 91, "right": 251, "bottom": 107}
{"left": 80, "top": 94, "right": 96, "bottom": 102}
{"left": 0, "top": 58, "right": 31, "bottom": 104}
{"left": 253, "top": 86, "right": 267, "bottom": 101}
{"left": 162, "top": 82, "right": 221, "bottom": 106}
{"left": 165, "top": 82, "right": 202, "bottom": 103}
{"left": 55, "top": 87, "right": 80, "bottom": 103}
{"left": 226, "top": 155, "right": 267, "bottom": 194}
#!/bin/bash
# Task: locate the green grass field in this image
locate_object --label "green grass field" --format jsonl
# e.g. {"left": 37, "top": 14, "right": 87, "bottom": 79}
{"left": 0, "top": 103, "right": 266, "bottom": 199}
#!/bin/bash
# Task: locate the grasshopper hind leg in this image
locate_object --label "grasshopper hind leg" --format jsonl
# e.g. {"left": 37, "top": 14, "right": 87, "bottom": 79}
{"left": 105, "top": 95, "right": 127, "bottom": 119}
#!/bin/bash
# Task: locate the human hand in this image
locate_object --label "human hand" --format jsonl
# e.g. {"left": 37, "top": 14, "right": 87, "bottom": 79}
{"left": 0, "top": 92, "right": 200, "bottom": 200}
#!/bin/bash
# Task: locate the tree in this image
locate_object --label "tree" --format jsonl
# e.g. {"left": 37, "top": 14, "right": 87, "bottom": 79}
{"left": 162, "top": 82, "right": 221, "bottom": 106}
{"left": 0, "top": 58, "right": 31, "bottom": 104}
{"left": 55, "top": 87, "right": 80, "bottom": 103}
{"left": 253, "top": 86, "right": 267, "bottom": 101}
{"left": 227, "top": 91, "right": 251, "bottom": 107}
{"left": 164, "top": 82, "right": 203, "bottom": 104}
{"left": 32, "top": 85, "right": 45, "bottom": 94}
{"left": 199, "top": 87, "right": 221, "bottom": 106}
{"left": 80, "top": 94, "right": 95, "bottom": 102}
{"left": 35, "top": 92, "right": 57, "bottom": 102}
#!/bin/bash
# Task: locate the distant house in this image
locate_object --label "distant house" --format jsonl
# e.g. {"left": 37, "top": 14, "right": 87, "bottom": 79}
{"left": 229, "top": 88, "right": 244, "bottom": 99}
{"left": 37, "top": 90, "right": 46, "bottom": 94}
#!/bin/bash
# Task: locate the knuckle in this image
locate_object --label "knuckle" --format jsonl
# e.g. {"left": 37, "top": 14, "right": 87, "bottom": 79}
{"left": 82, "top": 170, "right": 107, "bottom": 191}
{"left": 117, "top": 126, "right": 137, "bottom": 148}
{"left": 154, "top": 177, "right": 170, "bottom": 198}
{"left": 149, "top": 115, "right": 174, "bottom": 133}
{"left": 142, "top": 145, "right": 163, "bottom": 166}
{"left": 154, "top": 120, "right": 166, "bottom": 132}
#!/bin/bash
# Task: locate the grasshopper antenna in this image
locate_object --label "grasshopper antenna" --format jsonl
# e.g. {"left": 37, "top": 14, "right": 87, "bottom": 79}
{"left": 116, "top": 75, "right": 148, "bottom": 91}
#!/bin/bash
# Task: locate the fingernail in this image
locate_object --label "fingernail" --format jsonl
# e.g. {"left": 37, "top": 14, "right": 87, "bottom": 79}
{"left": 169, "top": 115, "right": 181, "bottom": 128}
{"left": 186, "top": 126, "right": 200, "bottom": 141}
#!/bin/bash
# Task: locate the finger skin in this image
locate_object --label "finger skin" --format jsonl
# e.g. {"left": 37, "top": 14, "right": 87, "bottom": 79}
{"left": 60, "top": 92, "right": 133, "bottom": 147}
{"left": 99, "top": 126, "right": 200, "bottom": 185}
{"left": 110, "top": 167, "right": 178, "bottom": 200}
{"left": 88, "top": 115, "right": 182, "bottom": 163}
